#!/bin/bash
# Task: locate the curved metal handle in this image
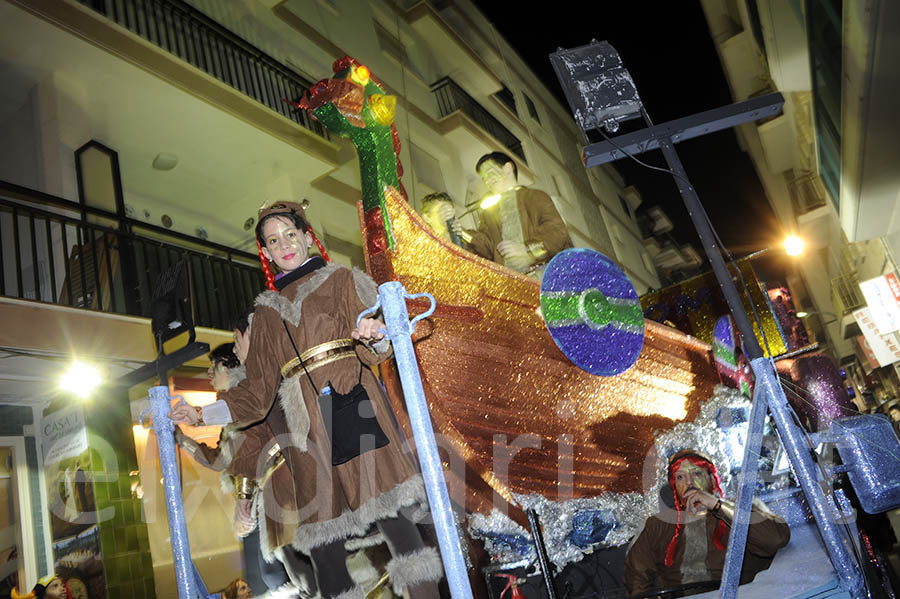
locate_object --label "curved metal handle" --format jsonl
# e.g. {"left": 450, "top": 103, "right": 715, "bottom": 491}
{"left": 356, "top": 299, "right": 389, "bottom": 338}
{"left": 356, "top": 299, "right": 382, "bottom": 328}
{"left": 140, "top": 407, "right": 151, "bottom": 429}
{"left": 406, "top": 292, "right": 436, "bottom": 330}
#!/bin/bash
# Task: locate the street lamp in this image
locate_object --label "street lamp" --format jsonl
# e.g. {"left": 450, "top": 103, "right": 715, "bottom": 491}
{"left": 784, "top": 235, "right": 805, "bottom": 256}
{"left": 742, "top": 235, "right": 806, "bottom": 260}
{"left": 59, "top": 360, "right": 102, "bottom": 399}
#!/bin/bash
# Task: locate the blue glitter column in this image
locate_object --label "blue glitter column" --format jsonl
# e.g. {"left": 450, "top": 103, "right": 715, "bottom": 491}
{"left": 368, "top": 281, "right": 474, "bottom": 599}
{"left": 149, "top": 385, "right": 202, "bottom": 599}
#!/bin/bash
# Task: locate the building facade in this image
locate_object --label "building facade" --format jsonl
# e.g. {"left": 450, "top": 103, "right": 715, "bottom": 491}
{"left": 700, "top": 0, "right": 900, "bottom": 414}
{"left": 0, "top": 0, "right": 660, "bottom": 595}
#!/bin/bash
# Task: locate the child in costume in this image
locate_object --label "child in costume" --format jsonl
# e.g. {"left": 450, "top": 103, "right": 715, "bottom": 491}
{"left": 171, "top": 201, "right": 441, "bottom": 599}
{"left": 12, "top": 574, "right": 72, "bottom": 599}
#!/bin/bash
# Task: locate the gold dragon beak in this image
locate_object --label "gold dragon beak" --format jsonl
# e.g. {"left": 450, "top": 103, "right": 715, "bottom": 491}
{"left": 368, "top": 93, "right": 397, "bottom": 126}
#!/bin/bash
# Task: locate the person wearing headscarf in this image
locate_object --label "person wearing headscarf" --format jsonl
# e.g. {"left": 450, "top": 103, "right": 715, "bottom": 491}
{"left": 623, "top": 449, "right": 790, "bottom": 597}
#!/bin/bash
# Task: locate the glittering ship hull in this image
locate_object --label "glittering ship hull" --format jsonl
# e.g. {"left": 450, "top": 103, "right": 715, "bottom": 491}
{"left": 362, "top": 190, "right": 721, "bottom": 519}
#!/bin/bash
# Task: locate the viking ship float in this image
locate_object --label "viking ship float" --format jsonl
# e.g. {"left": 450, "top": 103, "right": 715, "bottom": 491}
{"left": 293, "top": 55, "right": 900, "bottom": 599}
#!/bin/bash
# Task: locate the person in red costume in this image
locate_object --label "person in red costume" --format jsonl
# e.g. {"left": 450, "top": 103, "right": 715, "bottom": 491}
{"left": 624, "top": 450, "right": 790, "bottom": 597}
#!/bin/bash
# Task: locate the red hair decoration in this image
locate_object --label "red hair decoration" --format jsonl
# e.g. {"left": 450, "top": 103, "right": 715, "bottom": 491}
{"left": 664, "top": 455, "right": 728, "bottom": 567}
{"left": 256, "top": 239, "right": 277, "bottom": 292}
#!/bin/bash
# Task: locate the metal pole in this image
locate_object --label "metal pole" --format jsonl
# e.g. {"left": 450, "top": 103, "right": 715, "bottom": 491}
{"left": 376, "top": 281, "right": 474, "bottom": 599}
{"left": 654, "top": 136, "right": 866, "bottom": 598}
{"left": 148, "top": 385, "right": 200, "bottom": 599}
{"left": 527, "top": 509, "right": 558, "bottom": 599}
{"left": 719, "top": 361, "right": 769, "bottom": 598}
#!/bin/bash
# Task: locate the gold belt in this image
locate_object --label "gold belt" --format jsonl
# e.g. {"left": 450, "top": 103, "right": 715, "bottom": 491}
{"left": 280, "top": 338, "right": 355, "bottom": 379}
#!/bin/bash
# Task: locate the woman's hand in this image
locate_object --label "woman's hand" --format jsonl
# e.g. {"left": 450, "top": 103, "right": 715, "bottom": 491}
{"left": 169, "top": 403, "right": 200, "bottom": 426}
{"left": 352, "top": 317, "right": 386, "bottom": 343}
{"left": 681, "top": 488, "right": 720, "bottom": 514}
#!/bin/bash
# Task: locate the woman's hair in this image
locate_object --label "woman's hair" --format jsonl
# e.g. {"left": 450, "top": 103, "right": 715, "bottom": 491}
{"left": 223, "top": 578, "right": 246, "bottom": 599}
{"left": 254, "top": 210, "right": 310, "bottom": 249}
{"left": 209, "top": 342, "right": 239, "bottom": 369}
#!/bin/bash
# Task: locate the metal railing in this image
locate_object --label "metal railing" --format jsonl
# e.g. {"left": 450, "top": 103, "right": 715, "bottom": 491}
{"left": 788, "top": 172, "right": 828, "bottom": 216}
{"left": 831, "top": 273, "right": 865, "bottom": 317}
{"left": 77, "top": 0, "right": 326, "bottom": 138}
{"left": 431, "top": 77, "right": 526, "bottom": 162}
{"left": 0, "top": 188, "right": 264, "bottom": 331}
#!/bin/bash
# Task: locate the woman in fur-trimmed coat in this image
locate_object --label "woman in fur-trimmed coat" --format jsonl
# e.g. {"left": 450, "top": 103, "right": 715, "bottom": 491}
{"left": 172, "top": 201, "right": 441, "bottom": 599}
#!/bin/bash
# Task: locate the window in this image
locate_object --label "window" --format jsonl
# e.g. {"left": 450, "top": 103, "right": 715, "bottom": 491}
{"left": 375, "top": 21, "right": 410, "bottom": 66}
{"left": 524, "top": 93, "right": 542, "bottom": 124}
{"left": 494, "top": 84, "right": 517, "bottom": 116}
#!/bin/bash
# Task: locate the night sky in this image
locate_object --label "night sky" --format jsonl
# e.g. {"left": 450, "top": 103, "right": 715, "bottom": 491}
{"left": 475, "top": 2, "right": 784, "bottom": 264}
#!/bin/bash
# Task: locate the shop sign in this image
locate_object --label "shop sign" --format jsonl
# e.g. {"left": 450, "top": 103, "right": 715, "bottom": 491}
{"left": 41, "top": 404, "right": 88, "bottom": 466}
{"left": 859, "top": 274, "right": 900, "bottom": 334}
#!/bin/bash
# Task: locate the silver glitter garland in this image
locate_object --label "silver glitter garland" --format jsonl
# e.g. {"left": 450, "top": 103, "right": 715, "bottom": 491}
{"left": 468, "top": 385, "right": 758, "bottom": 567}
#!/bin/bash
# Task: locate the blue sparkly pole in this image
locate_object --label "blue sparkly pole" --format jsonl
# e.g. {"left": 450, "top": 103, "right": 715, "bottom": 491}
{"left": 149, "top": 385, "right": 202, "bottom": 599}
{"left": 718, "top": 361, "right": 769, "bottom": 598}
{"left": 360, "top": 281, "right": 474, "bottom": 599}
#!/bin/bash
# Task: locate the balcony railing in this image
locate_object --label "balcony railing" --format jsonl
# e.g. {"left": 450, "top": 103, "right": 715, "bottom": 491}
{"left": 0, "top": 183, "right": 264, "bottom": 331}
{"left": 77, "top": 0, "right": 326, "bottom": 139}
{"left": 788, "top": 172, "right": 828, "bottom": 216}
{"left": 831, "top": 273, "right": 865, "bottom": 317}
{"left": 431, "top": 77, "right": 526, "bottom": 162}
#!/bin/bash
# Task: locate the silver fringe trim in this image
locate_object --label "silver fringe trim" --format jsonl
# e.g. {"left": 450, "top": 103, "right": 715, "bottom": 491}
{"left": 470, "top": 385, "right": 756, "bottom": 568}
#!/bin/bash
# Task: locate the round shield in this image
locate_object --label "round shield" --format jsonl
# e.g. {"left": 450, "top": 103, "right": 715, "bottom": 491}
{"left": 540, "top": 248, "right": 644, "bottom": 376}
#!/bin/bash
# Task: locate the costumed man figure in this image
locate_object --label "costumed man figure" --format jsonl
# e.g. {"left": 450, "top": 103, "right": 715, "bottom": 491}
{"left": 624, "top": 450, "right": 790, "bottom": 597}
{"left": 452, "top": 151, "right": 572, "bottom": 279}
{"left": 419, "top": 192, "right": 457, "bottom": 244}
{"left": 12, "top": 574, "right": 72, "bottom": 599}
{"left": 171, "top": 201, "right": 442, "bottom": 599}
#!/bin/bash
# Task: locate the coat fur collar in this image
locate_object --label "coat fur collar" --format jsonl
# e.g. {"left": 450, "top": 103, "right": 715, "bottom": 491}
{"left": 254, "top": 262, "right": 341, "bottom": 325}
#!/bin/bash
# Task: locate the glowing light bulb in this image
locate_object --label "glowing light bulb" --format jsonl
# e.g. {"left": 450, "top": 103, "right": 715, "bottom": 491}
{"left": 796, "top": 311, "right": 809, "bottom": 318}
{"left": 784, "top": 235, "right": 804, "bottom": 256}
{"left": 352, "top": 65, "right": 370, "bottom": 85}
{"left": 59, "top": 361, "right": 102, "bottom": 398}
{"left": 480, "top": 194, "right": 501, "bottom": 210}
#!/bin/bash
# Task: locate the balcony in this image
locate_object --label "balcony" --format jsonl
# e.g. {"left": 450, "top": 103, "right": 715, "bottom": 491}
{"left": 70, "top": 0, "right": 325, "bottom": 139}
{"left": 431, "top": 77, "right": 529, "bottom": 177}
{"left": 405, "top": 1, "right": 502, "bottom": 96}
{"left": 0, "top": 182, "right": 264, "bottom": 333}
